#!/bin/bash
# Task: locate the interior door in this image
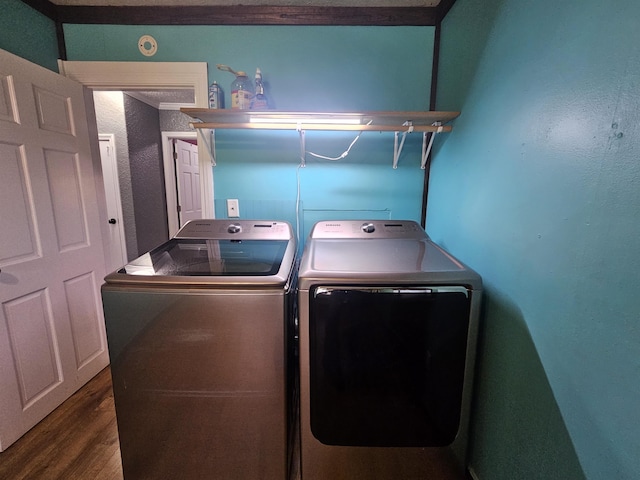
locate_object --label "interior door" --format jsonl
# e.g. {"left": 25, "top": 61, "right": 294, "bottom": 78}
{"left": 99, "top": 134, "right": 128, "bottom": 272}
{"left": 175, "top": 139, "right": 202, "bottom": 226}
{"left": 0, "top": 48, "right": 110, "bottom": 451}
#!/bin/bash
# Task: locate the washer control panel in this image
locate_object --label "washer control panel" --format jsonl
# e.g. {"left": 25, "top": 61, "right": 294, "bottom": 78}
{"left": 310, "top": 220, "right": 427, "bottom": 239}
{"left": 175, "top": 220, "right": 292, "bottom": 240}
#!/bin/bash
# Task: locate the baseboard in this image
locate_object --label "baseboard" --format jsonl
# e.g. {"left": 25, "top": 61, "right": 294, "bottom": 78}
{"left": 466, "top": 466, "right": 480, "bottom": 480}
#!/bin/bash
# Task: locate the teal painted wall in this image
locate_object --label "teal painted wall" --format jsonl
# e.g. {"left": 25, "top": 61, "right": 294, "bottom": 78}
{"left": 0, "top": 0, "right": 59, "bottom": 72}
{"left": 63, "top": 25, "right": 435, "bottom": 239}
{"left": 432, "top": 0, "right": 640, "bottom": 478}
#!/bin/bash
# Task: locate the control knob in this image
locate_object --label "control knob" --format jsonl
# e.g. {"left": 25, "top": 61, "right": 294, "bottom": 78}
{"left": 361, "top": 222, "right": 375, "bottom": 233}
{"left": 227, "top": 224, "right": 241, "bottom": 234}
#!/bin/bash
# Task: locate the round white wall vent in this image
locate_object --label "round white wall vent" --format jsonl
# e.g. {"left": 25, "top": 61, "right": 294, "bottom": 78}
{"left": 138, "top": 35, "right": 158, "bottom": 57}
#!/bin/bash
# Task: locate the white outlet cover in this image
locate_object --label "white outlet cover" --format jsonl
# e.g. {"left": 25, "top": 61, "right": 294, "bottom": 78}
{"left": 227, "top": 199, "right": 240, "bottom": 217}
{"left": 138, "top": 35, "right": 158, "bottom": 57}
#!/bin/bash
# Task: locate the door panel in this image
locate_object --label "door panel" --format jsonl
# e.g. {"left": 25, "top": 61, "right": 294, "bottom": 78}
{"left": 3, "top": 289, "right": 61, "bottom": 407}
{"left": 34, "top": 86, "right": 75, "bottom": 135}
{"left": 0, "top": 74, "right": 18, "bottom": 123}
{"left": 0, "top": 48, "right": 109, "bottom": 451}
{"left": 64, "top": 272, "right": 105, "bottom": 368}
{"left": 44, "top": 149, "right": 88, "bottom": 249}
{"left": 0, "top": 142, "right": 38, "bottom": 262}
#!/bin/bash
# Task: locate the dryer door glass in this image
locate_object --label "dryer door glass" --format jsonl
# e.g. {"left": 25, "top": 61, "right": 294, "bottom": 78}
{"left": 309, "top": 286, "right": 471, "bottom": 447}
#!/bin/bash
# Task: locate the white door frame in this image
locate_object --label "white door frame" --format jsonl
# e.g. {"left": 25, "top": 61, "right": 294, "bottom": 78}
{"left": 162, "top": 131, "right": 198, "bottom": 236}
{"left": 57, "top": 61, "right": 214, "bottom": 229}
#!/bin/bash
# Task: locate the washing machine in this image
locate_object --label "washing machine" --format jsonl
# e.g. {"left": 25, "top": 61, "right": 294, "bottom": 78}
{"left": 297, "top": 220, "right": 482, "bottom": 479}
{"left": 101, "top": 220, "right": 297, "bottom": 479}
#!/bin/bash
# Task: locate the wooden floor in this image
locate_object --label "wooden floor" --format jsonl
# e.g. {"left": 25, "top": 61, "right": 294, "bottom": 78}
{"left": 0, "top": 368, "right": 123, "bottom": 480}
{"left": 0, "top": 368, "right": 467, "bottom": 480}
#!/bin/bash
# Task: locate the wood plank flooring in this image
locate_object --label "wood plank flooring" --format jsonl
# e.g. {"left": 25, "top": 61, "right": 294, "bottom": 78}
{"left": 0, "top": 367, "right": 123, "bottom": 480}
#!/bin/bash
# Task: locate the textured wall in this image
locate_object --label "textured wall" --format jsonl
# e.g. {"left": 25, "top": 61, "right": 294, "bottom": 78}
{"left": 432, "top": 0, "right": 640, "bottom": 478}
{"left": 159, "top": 110, "right": 193, "bottom": 132}
{"left": 123, "top": 94, "right": 169, "bottom": 254}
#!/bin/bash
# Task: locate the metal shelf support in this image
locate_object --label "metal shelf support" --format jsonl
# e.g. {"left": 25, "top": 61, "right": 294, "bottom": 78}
{"left": 420, "top": 123, "right": 444, "bottom": 169}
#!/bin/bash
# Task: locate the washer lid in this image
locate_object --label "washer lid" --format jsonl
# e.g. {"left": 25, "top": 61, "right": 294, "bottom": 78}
{"left": 123, "top": 238, "right": 289, "bottom": 276}
{"left": 304, "top": 238, "right": 465, "bottom": 274}
{"left": 104, "top": 220, "right": 296, "bottom": 286}
{"left": 298, "top": 220, "right": 481, "bottom": 288}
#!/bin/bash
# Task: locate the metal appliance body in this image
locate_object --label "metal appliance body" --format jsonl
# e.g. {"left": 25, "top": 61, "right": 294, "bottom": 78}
{"left": 297, "top": 220, "right": 482, "bottom": 479}
{"left": 102, "top": 220, "right": 297, "bottom": 479}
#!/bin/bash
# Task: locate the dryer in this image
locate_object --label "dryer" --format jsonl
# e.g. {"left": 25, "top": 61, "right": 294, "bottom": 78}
{"left": 297, "top": 220, "right": 482, "bottom": 479}
{"left": 102, "top": 220, "right": 297, "bottom": 479}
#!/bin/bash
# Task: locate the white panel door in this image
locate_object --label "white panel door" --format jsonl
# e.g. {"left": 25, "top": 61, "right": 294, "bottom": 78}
{"left": 99, "top": 134, "right": 127, "bottom": 272}
{"left": 175, "top": 139, "right": 202, "bottom": 226}
{"left": 0, "top": 48, "right": 109, "bottom": 451}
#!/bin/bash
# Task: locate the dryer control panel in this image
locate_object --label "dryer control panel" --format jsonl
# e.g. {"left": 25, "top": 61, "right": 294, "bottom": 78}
{"left": 309, "top": 220, "right": 426, "bottom": 239}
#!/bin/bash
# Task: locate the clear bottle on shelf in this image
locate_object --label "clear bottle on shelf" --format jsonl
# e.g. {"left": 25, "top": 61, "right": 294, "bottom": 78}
{"left": 208, "top": 81, "right": 224, "bottom": 109}
{"left": 230, "top": 72, "right": 253, "bottom": 110}
{"left": 250, "top": 68, "right": 268, "bottom": 110}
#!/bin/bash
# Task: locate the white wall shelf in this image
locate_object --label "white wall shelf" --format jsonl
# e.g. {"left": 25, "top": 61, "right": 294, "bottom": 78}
{"left": 179, "top": 109, "right": 460, "bottom": 168}
{"left": 180, "top": 108, "right": 459, "bottom": 133}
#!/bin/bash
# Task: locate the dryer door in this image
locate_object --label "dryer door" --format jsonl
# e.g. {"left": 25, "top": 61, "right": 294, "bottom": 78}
{"left": 309, "top": 285, "right": 471, "bottom": 447}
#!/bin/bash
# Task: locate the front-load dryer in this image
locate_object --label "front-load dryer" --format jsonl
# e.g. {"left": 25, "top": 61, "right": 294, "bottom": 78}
{"left": 102, "top": 220, "right": 297, "bottom": 479}
{"left": 297, "top": 220, "right": 482, "bottom": 479}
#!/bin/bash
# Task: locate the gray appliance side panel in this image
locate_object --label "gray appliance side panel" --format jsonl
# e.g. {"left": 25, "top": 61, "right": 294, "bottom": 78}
{"left": 102, "top": 286, "right": 289, "bottom": 479}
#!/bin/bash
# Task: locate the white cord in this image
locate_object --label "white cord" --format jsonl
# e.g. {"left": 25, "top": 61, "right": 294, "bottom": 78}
{"left": 305, "top": 120, "right": 373, "bottom": 161}
{"left": 295, "top": 120, "right": 372, "bottom": 242}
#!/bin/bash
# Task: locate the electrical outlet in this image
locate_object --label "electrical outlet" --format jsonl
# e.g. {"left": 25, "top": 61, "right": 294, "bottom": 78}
{"left": 227, "top": 199, "right": 240, "bottom": 217}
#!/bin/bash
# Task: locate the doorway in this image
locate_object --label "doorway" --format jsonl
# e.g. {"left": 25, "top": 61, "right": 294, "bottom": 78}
{"left": 58, "top": 61, "right": 212, "bottom": 256}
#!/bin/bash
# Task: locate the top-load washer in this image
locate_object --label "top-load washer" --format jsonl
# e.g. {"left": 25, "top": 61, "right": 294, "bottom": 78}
{"left": 297, "top": 220, "right": 482, "bottom": 479}
{"left": 102, "top": 220, "right": 297, "bottom": 479}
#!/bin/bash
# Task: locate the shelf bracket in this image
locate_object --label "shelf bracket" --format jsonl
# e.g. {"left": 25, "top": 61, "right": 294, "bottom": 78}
{"left": 298, "top": 124, "right": 306, "bottom": 167}
{"left": 392, "top": 122, "right": 414, "bottom": 169}
{"left": 196, "top": 125, "right": 216, "bottom": 166}
{"left": 420, "top": 122, "right": 444, "bottom": 169}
